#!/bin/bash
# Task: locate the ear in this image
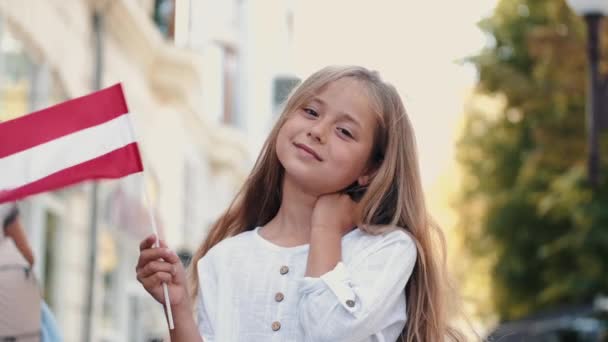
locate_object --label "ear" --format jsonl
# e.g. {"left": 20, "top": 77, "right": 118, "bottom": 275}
{"left": 357, "top": 175, "right": 370, "bottom": 186}
{"left": 357, "top": 167, "right": 378, "bottom": 186}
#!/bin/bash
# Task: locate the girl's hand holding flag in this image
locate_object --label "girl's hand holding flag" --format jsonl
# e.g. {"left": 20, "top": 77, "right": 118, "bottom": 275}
{"left": 0, "top": 84, "right": 176, "bottom": 330}
{"left": 136, "top": 235, "right": 186, "bottom": 306}
{"left": 136, "top": 235, "right": 204, "bottom": 341}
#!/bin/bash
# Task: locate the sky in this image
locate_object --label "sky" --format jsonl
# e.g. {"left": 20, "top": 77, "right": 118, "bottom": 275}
{"left": 292, "top": 0, "right": 498, "bottom": 189}
{"left": 292, "top": 0, "right": 499, "bottom": 230}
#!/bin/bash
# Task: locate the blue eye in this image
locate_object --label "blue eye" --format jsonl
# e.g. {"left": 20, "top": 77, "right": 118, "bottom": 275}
{"left": 303, "top": 108, "right": 319, "bottom": 117}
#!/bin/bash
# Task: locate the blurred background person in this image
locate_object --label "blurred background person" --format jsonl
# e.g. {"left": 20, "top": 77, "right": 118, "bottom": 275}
{"left": 1, "top": 202, "right": 35, "bottom": 265}
{"left": 0, "top": 201, "right": 40, "bottom": 341}
{"left": 0, "top": 201, "right": 62, "bottom": 341}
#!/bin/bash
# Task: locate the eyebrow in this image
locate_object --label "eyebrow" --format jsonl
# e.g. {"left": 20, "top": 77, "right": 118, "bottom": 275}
{"left": 309, "top": 97, "right": 362, "bottom": 128}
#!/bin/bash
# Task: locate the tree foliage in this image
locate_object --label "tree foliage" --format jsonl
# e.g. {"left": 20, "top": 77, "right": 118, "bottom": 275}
{"left": 458, "top": 0, "right": 608, "bottom": 321}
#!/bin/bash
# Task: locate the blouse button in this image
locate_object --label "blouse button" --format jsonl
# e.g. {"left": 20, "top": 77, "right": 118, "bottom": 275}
{"left": 271, "top": 321, "right": 281, "bottom": 331}
{"left": 346, "top": 299, "right": 355, "bottom": 308}
{"left": 275, "top": 292, "right": 284, "bottom": 302}
{"left": 279, "top": 265, "right": 289, "bottom": 275}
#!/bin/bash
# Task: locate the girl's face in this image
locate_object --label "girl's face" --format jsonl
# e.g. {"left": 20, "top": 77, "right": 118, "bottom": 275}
{"left": 276, "top": 77, "right": 377, "bottom": 195}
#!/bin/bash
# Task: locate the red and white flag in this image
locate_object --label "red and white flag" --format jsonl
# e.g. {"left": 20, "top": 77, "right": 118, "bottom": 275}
{"left": 0, "top": 84, "right": 143, "bottom": 204}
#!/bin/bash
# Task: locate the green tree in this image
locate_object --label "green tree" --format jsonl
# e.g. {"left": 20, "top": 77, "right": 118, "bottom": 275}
{"left": 458, "top": 0, "right": 608, "bottom": 321}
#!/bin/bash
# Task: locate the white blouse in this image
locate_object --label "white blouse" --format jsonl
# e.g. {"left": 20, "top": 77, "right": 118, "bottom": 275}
{"left": 196, "top": 226, "right": 417, "bottom": 342}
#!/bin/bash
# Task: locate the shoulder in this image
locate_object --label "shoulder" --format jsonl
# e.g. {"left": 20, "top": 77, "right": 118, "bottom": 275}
{"left": 210, "top": 228, "right": 256, "bottom": 256}
{"left": 387, "top": 227, "right": 416, "bottom": 249}
{"left": 196, "top": 228, "right": 257, "bottom": 270}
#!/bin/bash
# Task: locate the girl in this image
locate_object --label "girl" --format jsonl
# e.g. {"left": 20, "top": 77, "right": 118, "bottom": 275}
{"left": 136, "top": 66, "right": 464, "bottom": 341}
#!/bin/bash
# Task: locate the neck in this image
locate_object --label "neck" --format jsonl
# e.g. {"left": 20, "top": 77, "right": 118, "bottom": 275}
{"left": 264, "top": 175, "right": 317, "bottom": 244}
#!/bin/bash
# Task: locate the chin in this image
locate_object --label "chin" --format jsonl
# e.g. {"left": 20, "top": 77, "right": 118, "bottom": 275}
{"left": 278, "top": 149, "right": 343, "bottom": 194}
{"left": 285, "top": 168, "right": 345, "bottom": 195}
{"left": 283, "top": 166, "right": 323, "bottom": 193}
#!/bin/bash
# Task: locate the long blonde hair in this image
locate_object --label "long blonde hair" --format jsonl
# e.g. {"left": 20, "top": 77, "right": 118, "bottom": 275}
{"left": 188, "top": 65, "right": 465, "bottom": 341}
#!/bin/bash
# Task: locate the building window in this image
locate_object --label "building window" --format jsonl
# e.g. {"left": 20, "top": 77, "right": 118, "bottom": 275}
{"left": 153, "top": 0, "right": 175, "bottom": 39}
{"left": 182, "top": 160, "right": 198, "bottom": 244}
{"left": 0, "top": 16, "right": 67, "bottom": 121}
{"left": 42, "top": 210, "right": 59, "bottom": 309}
{"left": 0, "top": 17, "right": 34, "bottom": 121}
{"left": 222, "top": 46, "right": 237, "bottom": 125}
{"left": 273, "top": 75, "right": 300, "bottom": 112}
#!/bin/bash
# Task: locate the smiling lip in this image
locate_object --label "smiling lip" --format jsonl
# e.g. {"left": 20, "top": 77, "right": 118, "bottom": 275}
{"left": 294, "top": 143, "right": 322, "bottom": 161}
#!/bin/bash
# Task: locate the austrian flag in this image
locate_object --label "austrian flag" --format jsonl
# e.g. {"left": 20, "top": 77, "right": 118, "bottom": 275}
{"left": 0, "top": 84, "right": 144, "bottom": 204}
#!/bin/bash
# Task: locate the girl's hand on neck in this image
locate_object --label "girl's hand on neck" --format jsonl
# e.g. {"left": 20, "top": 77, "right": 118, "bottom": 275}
{"left": 305, "top": 193, "right": 359, "bottom": 277}
{"left": 311, "top": 193, "right": 359, "bottom": 237}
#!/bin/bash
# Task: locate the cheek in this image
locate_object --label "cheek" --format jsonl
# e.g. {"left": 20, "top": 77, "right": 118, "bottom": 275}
{"left": 276, "top": 119, "right": 294, "bottom": 142}
{"left": 275, "top": 130, "right": 288, "bottom": 160}
{"left": 275, "top": 123, "right": 296, "bottom": 162}
{"left": 276, "top": 117, "right": 299, "bottom": 141}
{"left": 330, "top": 143, "right": 370, "bottom": 176}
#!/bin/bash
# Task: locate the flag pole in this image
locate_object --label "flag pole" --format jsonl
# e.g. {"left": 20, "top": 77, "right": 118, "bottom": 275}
{"left": 120, "top": 85, "right": 174, "bottom": 329}
{"left": 140, "top": 174, "right": 175, "bottom": 330}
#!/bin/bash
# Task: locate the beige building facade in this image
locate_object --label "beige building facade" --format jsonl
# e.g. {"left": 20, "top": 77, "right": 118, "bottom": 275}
{"left": 0, "top": 0, "right": 247, "bottom": 340}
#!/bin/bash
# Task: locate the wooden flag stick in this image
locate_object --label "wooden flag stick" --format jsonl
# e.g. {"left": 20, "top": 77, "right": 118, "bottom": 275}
{"left": 141, "top": 174, "right": 175, "bottom": 330}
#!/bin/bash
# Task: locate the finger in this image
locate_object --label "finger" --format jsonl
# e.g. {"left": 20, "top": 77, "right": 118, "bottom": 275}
{"left": 158, "top": 239, "right": 168, "bottom": 248}
{"left": 149, "top": 272, "right": 173, "bottom": 287}
{"left": 141, "top": 272, "right": 173, "bottom": 289}
{"left": 136, "top": 248, "right": 178, "bottom": 270}
{"left": 160, "top": 248, "right": 180, "bottom": 264}
{"left": 137, "top": 248, "right": 166, "bottom": 270}
{"left": 342, "top": 192, "right": 357, "bottom": 202}
{"left": 139, "top": 235, "right": 157, "bottom": 251}
{"left": 138, "top": 260, "right": 176, "bottom": 279}
{"left": 353, "top": 202, "right": 364, "bottom": 223}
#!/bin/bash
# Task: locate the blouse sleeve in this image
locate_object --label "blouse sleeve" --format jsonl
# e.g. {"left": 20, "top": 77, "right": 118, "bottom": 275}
{"left": 297, "top": 229, "right": 417, "bottom": 342}
{"left": 196, "top": 253, "right": 218, "bottom": 342}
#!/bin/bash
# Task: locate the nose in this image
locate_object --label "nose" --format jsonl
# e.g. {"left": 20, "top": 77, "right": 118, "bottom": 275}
{"left": 308, "top": 119, "right": 329, "bottom": 144}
